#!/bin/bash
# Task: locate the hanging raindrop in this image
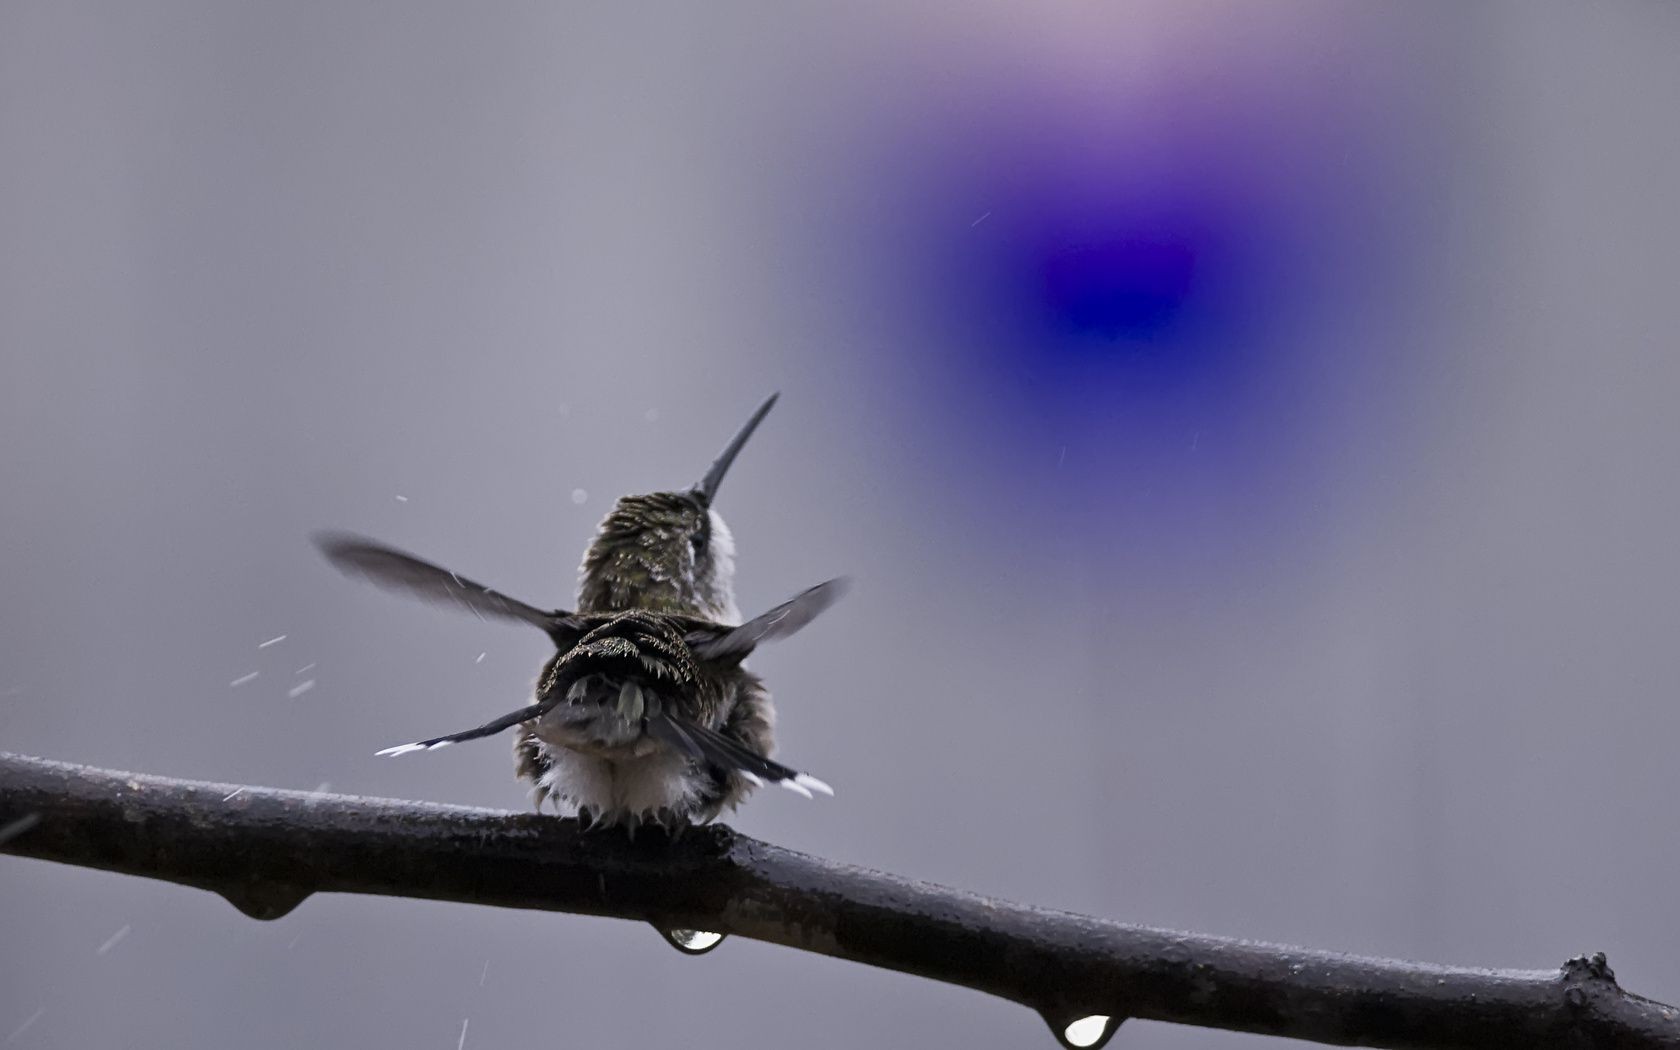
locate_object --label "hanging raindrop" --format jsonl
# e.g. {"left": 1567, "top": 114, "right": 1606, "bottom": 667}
{"left": 1046, "top": 1013, "right": 1118, "bottom": 1050}
{"left": 659, "top": 927, "right": 726, "bottom": 955}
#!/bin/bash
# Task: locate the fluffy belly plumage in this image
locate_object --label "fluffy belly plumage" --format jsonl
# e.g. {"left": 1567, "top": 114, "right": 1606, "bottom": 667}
{"left": 512, "top": 665, "right": 779, "bottom": 828}
{"left": 529, "top": 740, "right": 713, "bottom": 827}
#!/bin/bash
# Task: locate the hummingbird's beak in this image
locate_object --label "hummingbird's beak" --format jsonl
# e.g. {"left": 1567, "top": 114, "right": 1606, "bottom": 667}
{"left": 694, "top": 393, "right": 778, "bottom": 506}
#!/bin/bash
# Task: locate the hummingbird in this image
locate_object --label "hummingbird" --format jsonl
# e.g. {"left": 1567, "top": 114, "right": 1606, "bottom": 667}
{"left": 315, "top": 394, "right": 846, "bottom": 829}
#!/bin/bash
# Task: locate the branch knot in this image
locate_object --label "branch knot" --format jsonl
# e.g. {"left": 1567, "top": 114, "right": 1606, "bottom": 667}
{"left": 1563, "top": 952, "right": 1619, "bottom": 989}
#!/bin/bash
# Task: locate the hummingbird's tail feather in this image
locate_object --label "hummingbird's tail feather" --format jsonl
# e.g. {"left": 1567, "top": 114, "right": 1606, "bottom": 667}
{"left": 375, "top": 697, "right": 559, "bottom": 757}
{"left": 647, "top": 712, "right": 833, "bottom": 799}
{"left": 315, "top": 532, "right": 579, "bottom": 644}
{"left": 687, "top": 577, "right": 850, "bottom": 661}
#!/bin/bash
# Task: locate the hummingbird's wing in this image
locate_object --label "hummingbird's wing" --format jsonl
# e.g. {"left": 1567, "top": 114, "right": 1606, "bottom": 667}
{"left": 315, "top": 532, "right": 581, "bottom": 644}
{"left": 645, "top": 711, "right": 833, "bottom": 799}
{"left": 686, "top": 577, "right": 850, "bottom": 661}
{"left": 378, "top": 692, "right": 836, "bottom": 802}
{"left": 376, "top": 610, "right": 833, "bottom": 798}
{"left": 374, "top": 698, "right": 559, "bottom": 756}
{"left": 372, "top": 612, "right": 671, "bottom": 757}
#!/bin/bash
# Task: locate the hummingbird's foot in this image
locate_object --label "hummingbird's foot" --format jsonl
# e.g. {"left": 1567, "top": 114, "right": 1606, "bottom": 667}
{"left": 572, "top": 805, "right": 653, "bottom": 838}
{"left": 649, "top": 807, "right": 692, "bottom": 843}
{"left": 567, "top": 800, "right": 697, "bottom": 840}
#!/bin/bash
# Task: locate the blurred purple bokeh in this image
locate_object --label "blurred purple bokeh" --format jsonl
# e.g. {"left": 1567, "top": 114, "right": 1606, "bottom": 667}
{"left": 774, "top": 8, "right": 1458, "bottom": 581}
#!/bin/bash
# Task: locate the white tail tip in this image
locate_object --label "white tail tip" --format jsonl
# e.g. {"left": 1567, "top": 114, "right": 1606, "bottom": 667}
{"left": 793, "top": 773, "right": 834, "bottom": 797}
{"left": 778, "top": 777, "right": 814, "bottom": 800}
{"left": 375, "top": 740, "right": 450, "bottom": 757}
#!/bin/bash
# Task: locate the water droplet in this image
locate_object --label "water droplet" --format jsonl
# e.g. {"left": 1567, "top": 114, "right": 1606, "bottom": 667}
{"left": 218, "top": 883, "right": 310, "bottom": 920}
{"left": 95, "top": 923, "right": 131, "bottom": 956}
{"left": 571, "top": 488, "right": 588, "bottom": 505}
{"left": 659, "top": 927, "right": 726, "bottom": 955}
{"left": 1050, "top": 1014, "right": 1117, "bottom": 1050}
{"left": 1063, "top": 1016, "right": 1109, "bottom": 1047}
{"left": 6, "top": 1006, "right": 46, "bottom": 1045}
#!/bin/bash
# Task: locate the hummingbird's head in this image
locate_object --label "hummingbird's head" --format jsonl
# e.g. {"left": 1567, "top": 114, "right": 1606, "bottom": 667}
{"left": 575, "top": 395, "right": 777, "bottom": 623}
{"left": 578, "top": 490, "right": 739, "bottom": 620}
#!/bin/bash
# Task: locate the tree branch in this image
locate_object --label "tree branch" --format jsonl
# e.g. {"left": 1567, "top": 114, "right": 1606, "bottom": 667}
{"left": 1, "top": 752, "right": 1674, "bottom": 1049}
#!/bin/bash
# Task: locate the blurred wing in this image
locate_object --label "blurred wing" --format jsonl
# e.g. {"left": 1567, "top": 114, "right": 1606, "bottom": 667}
{"left": 315, "top": 531, "right": 577, "bottom": 641}
{"left": 688, "top": 577, "right": 850, "bottom": 661}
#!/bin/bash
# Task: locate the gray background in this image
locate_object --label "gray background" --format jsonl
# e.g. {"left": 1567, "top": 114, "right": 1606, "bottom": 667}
{"left": 3, "top": 4, "right": 1678, "bottom": 1049}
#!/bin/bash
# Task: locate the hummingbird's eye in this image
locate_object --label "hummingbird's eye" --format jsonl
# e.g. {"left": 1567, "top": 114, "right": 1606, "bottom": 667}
{"left": 691, "top": 517, "right": 710, "bottom": 557}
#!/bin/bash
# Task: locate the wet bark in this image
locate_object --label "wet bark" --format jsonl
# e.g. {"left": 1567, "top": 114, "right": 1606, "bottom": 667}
{"left": 2, "top": 752, "right": 1675, "bottom": 1049}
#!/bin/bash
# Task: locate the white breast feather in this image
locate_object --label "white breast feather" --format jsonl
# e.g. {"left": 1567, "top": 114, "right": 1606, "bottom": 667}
{"left": 536, "top": 743, "right": 706, "bottom": 825}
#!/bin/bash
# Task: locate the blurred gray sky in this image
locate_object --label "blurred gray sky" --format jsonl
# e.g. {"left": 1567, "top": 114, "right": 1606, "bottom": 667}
{"left": 3, "top": 4, "right": 1679, "bottom": 1049}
